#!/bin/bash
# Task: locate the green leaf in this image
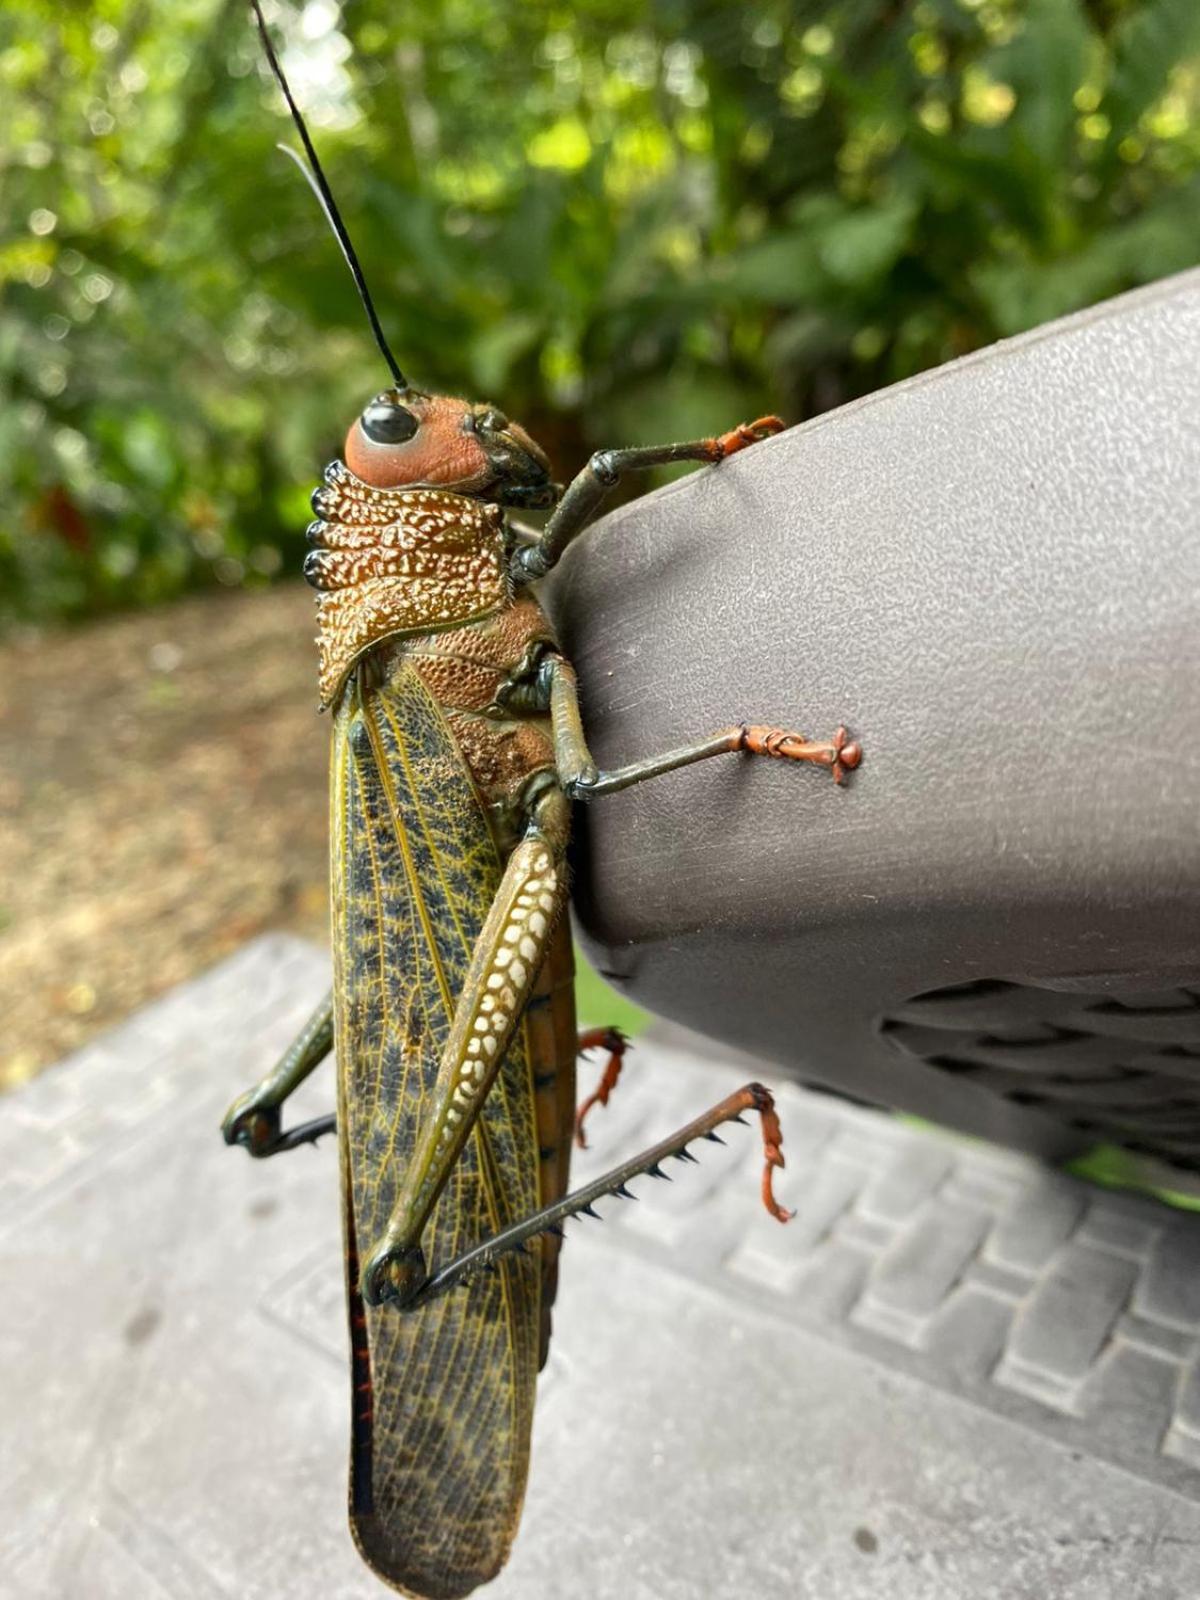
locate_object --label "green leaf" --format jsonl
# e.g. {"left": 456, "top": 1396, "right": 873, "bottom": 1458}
{"left": 1104, "top": 0, "right": 1200, "bottom": 144}
{"left": 712, "top": 231, "right": 823, "bottom": 306}
{"left": 469, "top": 314, "right": 545, "bottom": 395}
{"left": 122, "top": 412, "right": 174, "bottom": 490}
{"left": 971, "top": 183, "right": 1200, "bottom": 334}
{"left": 991, "top": 0, "right": 1094, "bottom": 167}
{"left": 907, "top": 125, "right": 1050, "bottom": 239}
{"left": 811, "top": 197, "right": 917, "bottom": 289}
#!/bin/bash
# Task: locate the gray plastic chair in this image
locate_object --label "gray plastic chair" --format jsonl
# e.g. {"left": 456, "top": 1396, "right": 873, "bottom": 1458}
{"left": 550, "top": 268, "right": 1200, "bottom": 1181}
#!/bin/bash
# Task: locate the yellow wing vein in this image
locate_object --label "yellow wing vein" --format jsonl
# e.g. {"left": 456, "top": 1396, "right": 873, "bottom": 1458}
{"left": 360, "top": 696, "right": 456, "bottom": 1023}
{"left": 351, "top": 726, "right": 399, "bottom": 1137}
{"left": 378, "top": 689, "right": 478, "bottom": 982}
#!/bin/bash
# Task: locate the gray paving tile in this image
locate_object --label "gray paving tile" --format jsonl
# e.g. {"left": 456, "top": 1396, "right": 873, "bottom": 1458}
{"left": 921, "top": 1285, "right": 1016, "bottom": 1385}
{"left": 1168, "top": 1351, "right": 1200, "bottom": 1442}
{"left": 857, "top": 1141, "right": 952, "bottom": 1222}
{"left": 1075, "top": 1343, "right": 1181, "bottom": 1454}
{"left": 1134, "top": 1227, "right": 1200, "bottom": 1331}
{"left": 1077, "top": 1203, "right": 1164, "bottom": 1259}
{"left": 854, "top": 1200, "right": 991, "bottom": 1338}
{"left": 998, "top": 1245, "right": 1139, "bottom": 1402}
{"left": 985, "top": 1175, "right": 1086, "bottom": 1276}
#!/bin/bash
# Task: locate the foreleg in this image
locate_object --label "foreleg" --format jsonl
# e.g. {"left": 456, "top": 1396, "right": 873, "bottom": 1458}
{"left": 511, "top": 417, "right": 784, "bottom": 583}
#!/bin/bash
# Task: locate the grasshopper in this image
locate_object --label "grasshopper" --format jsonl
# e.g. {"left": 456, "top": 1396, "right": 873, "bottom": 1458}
{"left": 221, "top": 7, "right": 862, "bottom": 1596}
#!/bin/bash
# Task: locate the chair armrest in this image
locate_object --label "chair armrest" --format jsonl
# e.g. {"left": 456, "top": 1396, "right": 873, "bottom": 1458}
{"left": 549, "top": 268, "right": 1200, "bottom": 1169}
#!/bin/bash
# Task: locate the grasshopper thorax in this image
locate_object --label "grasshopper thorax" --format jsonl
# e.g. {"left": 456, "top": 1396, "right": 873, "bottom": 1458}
{"left": 345, "top": 388, "right": 557, "bottom": 511}
{"left": 303, "top": 388, "right": 558, "bottom": 705}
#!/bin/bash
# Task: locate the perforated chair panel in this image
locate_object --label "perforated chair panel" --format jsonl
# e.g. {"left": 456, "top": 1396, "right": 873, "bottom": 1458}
{"left": 882, "top": 981, "right": 1200, "bottom": 1170}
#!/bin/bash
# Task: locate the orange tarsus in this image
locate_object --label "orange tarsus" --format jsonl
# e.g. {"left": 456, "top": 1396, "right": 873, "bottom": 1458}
{"left": 709, "top": 414, "right": 786, "bottom": 461}
{"left": 574, "top": 1028, "right": 629, "bottom": 1149}
{"left": 750, "top": 1086, "right": 794, "bottom": 1224}
{"left": 738, "top": 723, "right": 862, "bottom": 785}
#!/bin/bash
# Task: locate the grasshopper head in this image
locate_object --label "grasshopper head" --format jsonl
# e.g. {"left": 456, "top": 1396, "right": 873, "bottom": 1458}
{"left": 345, "top": 389, "right": 557, "bottom": 509}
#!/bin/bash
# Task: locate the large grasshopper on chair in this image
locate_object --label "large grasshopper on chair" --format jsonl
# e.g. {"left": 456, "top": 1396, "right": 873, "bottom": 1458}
{"left": 221, "top": 7, "right": 862, "bottom": 1596}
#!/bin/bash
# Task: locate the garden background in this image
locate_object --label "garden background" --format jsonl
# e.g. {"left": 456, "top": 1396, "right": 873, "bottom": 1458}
{"left": 1, "top": 0, "right": 1197, "bottom": 1083}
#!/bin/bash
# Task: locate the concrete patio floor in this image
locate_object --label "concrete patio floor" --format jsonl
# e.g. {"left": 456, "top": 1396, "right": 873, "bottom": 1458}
{"left": 5, "top": 935, "right": 1200, "bottom": 1599}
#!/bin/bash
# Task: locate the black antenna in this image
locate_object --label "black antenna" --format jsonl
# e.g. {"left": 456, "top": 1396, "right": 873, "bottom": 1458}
{"left": 249, "top": 0, "right": 409, "bottom": 392}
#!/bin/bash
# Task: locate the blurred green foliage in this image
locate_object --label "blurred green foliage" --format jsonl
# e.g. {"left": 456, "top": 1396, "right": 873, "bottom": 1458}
{"left": 1, "top": 0, "right": 1197, "bottom": 624}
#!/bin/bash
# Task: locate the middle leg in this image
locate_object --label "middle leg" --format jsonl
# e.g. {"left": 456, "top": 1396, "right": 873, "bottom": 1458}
{"left": 547, "top": 655, "right": 862, "bottom": 797}
{"left": 222, "top": 988, "right": 336, "bottom": 1157}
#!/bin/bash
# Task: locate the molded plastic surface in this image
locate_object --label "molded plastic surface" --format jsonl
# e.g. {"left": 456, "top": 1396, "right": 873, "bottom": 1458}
{"left": 550, "top": 269, "right": 1200, "bottom": 1165}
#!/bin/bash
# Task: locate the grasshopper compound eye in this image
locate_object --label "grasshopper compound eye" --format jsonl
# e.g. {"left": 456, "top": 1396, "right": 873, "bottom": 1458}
{"left": 361, "top": 393, "right": 419, "bottom": 444}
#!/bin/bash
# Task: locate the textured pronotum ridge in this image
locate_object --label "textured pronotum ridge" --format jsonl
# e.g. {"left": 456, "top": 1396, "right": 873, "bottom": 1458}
{"left": 308, "top": 463, "right": 509, "bottom": 706}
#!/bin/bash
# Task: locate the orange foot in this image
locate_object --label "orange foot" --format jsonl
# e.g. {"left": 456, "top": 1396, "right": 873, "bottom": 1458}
{"left": 709, "top": 415, "right": 786, "bottom": 461}
{"left": 739, "top": 723, "right": 862, "bottom": 784}
{"left": 747, "top": 1082, "right": 794, "bottom": 1224}
{"left": 574, "top": 1027, "right": 630, "bottom": 1149}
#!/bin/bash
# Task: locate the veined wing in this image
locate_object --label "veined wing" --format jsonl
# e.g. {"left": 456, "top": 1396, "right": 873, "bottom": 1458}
{"left": 332, "top": 662, "right": 542, "bottom": 1599}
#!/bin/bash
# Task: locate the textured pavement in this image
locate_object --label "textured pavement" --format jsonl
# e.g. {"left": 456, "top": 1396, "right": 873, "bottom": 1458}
{"left": 6, "top": 935, "right": 1200, "bottom": 1599}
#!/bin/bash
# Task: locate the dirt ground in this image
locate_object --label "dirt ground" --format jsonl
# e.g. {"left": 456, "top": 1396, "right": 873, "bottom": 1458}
{"left": 0, "top": 584, "right": 331, "bottom": 1087}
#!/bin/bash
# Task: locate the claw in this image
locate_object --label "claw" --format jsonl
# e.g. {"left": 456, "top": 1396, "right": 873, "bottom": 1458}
{"left": 222, "top": 1097, "right": 334, "bottom": 1158}
{"left": 830, "top": 725, "right": 863, "bottom": 785}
